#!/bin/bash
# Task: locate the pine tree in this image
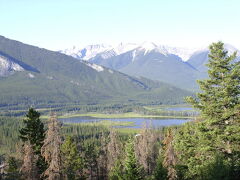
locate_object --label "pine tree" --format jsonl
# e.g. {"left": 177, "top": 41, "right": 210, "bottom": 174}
{"left": 19, "top": 108, "right": 46, "bottom": 175}
{"left": 153, "top": 154, "right": 167, "bottom": 180}
{"left": 109, "top": 160, "right": 124, "bottom": 180}
{"left": 84, "top": 143, "right": 98, "bottom": 179}
{"left": 186, "top": 42, "right": 240, "bottom": 125}
{"left": 173, "top": 122, "right": 205, "bottom": 178}
{"left": 41, "top": 113, "right": 62, "bottom": 180}
{"left": 61, "top": 136, "right": 84, "bottom": 180}
{"left": 19, "top": 108, "right": 45, "bottom": 154}
{"left": 124, "top": 139, "right": 144, "bottom": 180}
{"left": 186, "top": 42, "right": 240, "bottom": 177}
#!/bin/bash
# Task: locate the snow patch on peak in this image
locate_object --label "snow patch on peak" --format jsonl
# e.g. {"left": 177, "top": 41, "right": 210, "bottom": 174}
{"left": 114, "top": 43, "right": 138, "bottom": 54}
{"left": 156, "top": 45, "right": 169, "bottom": 56}
{"left": 132, "top": 50, "right": 137, "bottom": 62}
{"left": 60, "top": 46, "right": 82, "bottom": 58}
{"left": 139, "top": 41, "right": 157, "bottom": 50}
{"left": 162, "top": 46, "right": 198, "bottom": 61}
{"left": 61, "top": 44, "right": 112, "bottom": 60}
{"left": 135, "top": 43, "right": 196, "bottom": 60}
{"left": 85, "top": 62, "right": 104, "bottom": 72}
{"left": 138, "top": 42, "right": 158, "bottom": 55}
{"left": 83, "top": 44, "right": 112, "bottom": 60}
{"left": 96, "top": 43, "right": 138, "bottom": 60}
{"left": 99, "top": 49, "right": 117, "bottom": 59}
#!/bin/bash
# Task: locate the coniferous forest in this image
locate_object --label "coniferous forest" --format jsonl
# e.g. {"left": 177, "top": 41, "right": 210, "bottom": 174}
{"left": 0, "top": 42, "right": 240, "bottom": 180}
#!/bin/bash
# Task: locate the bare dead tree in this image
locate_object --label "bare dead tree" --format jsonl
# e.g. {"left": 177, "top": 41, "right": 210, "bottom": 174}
{"left": 41, "top": 113, "right": 62, "bottom": 180}
{"left": 97, "top": 133, "right": 108, "bottom": 180}
{"left": 107, "top": 129, "right": 123, "bottom": 174}
{"left": 134, "top": 122, "right": 159, "bottom": 175}
{"left": 163, "top": 128, "right": 177, "bottom": 180}
{"left": 20, "top": 142, "right": 39, "bottom": 180}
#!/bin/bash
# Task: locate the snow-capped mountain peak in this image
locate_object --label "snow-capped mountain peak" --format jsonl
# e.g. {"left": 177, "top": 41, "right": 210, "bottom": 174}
{"left": 81, "top": 44, "right": 112, "bottom": 60}
{"left": 60, "top": 44, "right": 112, "bottom": 60}
{"left": 61, "top": 42, "right": 240, "bottom": 62}
{"left": 135, "top": 42, "right": 196, "bottom": 60}
{"left": 161, "top": 46, "right": 198, "bottom": 61}
{"left": 114, "top": 43, "right": 138, "bottom": 55}
{"left": 139, "top": 41, "right": 158, "bottom": 51}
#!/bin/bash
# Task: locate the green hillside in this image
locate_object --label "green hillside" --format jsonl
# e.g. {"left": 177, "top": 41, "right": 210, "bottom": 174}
{"left": 0, "top": 36, "right": 192, "bottom": 109}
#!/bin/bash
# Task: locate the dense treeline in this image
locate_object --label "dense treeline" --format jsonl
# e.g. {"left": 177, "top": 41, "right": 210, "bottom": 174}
{"left": 0, "top": 117, "right": 22, "bottom": 154}
{"left": 0, "top": 103, "right": 196, "bottom": 117}
{"left": 0, "top": 110, "right": 167, "bottom": 180}
{"left": 2, "top": 112, "right": 238, "bottom": 179}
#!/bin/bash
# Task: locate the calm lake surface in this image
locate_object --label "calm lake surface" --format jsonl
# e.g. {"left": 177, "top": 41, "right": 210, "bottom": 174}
{"left": 60, "top": 117, "right": 191, "bottom": 128}
{"left": 165, "top": 107, "right": 193, "bottom": 111}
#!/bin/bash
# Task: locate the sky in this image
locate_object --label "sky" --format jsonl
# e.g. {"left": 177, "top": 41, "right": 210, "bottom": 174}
{"left": 1, "top": 0, "right": 240, "bottom": 50}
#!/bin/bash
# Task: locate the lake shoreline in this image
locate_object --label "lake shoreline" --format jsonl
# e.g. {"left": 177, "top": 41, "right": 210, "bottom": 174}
{"left": 60, "top": 117, "right": 192, "bottom": 129}
{"left": 53, "top": 112, "right": 194, "bottom": 119}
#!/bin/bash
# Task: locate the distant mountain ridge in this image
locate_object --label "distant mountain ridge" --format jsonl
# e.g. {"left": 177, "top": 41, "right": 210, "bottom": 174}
{"left": 61, "top": 42, "right": 240, "bottom": 90}
{"left": 0, "top": 35, "right": 192, "bottom": 108}
{"left": 60, "top": 42, "right": 199, "bottom": 61}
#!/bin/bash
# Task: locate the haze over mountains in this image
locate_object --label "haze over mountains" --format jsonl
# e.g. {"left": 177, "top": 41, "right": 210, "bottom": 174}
{"left": 0, "top": 36, "right": 192, "bottom": 107}
{"left": 61, "top": 42, "right": 240, "bottom": 90}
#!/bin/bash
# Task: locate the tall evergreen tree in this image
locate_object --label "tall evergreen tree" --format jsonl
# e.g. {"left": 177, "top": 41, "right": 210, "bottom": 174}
{"left": 61, "top": 136, "right": 84, "bottom": 180}
{"left": 19, "top": 108, "right": 45, "bottom": 154}
{"left": 183, "top": 42, "right": 240, "bottom": 178}
{"left": 186, "top": 42, "right": 240, "bottom": 126}
{"left": 109, "top": 159, "right": 124, "bottom": 180}
{"left": 123, "top": 139, "right": 144, "bottom": 180}
{"left": 153, "top": 154, "right": 168, "bottom": 180}
{"left": 84, "top": 143, "right": 98, "bottom": 179}
{"left": 19, "top": 108, "right": 46, "bottom": 175}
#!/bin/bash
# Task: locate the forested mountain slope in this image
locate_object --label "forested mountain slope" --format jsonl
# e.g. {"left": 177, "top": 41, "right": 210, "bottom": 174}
{"left": 0, "top": 36, "right": 192, "bottom": 107}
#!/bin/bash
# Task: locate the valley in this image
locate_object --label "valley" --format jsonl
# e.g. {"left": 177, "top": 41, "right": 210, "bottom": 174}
{"left": 1, "top": 0, "right": 240, "bottom": 179}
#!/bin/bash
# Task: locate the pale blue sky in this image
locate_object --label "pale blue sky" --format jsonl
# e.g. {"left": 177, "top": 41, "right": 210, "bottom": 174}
{"left": 1, "top": 0, "right": 240, "bottom": 50}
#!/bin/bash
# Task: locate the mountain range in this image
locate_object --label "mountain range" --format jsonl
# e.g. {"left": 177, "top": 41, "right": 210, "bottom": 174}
{"left": 61, "top": 42, "right": 240, "bottom": 90}
{"left": 0, "top": 36, "right": 192, "bottom": 108}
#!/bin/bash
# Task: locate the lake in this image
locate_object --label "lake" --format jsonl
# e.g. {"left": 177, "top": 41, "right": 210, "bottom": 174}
{"left": 59, "top": 117, "right": 191, "bottom": 128}
{"left": 165, "top": 107, "right": 193, "bottom": 111}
